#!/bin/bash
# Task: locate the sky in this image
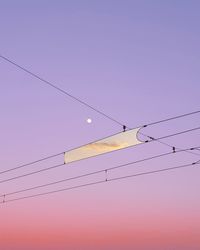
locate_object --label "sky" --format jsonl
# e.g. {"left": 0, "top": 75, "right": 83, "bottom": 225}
{"left": 0, "top": 0, "right": 200, "bottom": 249}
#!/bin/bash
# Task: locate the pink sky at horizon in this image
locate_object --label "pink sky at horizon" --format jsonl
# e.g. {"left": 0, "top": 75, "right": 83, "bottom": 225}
{"left": 1, "top": 197, "right": 200, "bottom": 249}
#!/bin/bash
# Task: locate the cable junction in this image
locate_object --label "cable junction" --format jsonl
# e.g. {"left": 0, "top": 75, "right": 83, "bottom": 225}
{"left": 0, "top": 123, "right": 200, "bottom": 177}
{"left": 0, "top": 54, "right": 124, "bottom": 127}
{"left": 0, "top": 127, "right": 199, "bottom": 181}
{"left": 0, "top": 54, "right": 200, "bottom": 130}
{"left": 1, "top": 54, "right": 200, "bottom": 204}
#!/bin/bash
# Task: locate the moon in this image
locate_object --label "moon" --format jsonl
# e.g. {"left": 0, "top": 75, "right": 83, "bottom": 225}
{"left": 87, "top": 118, "right": 92, "bottom": 124}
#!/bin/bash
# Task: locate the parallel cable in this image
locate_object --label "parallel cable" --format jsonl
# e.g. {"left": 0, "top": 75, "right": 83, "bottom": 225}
{"left": 1, "top": 54, "right": 200, "bottom": 170}
{"left": 138, "top": 127, "right": 200, "bottom": 157}
{"left": 0, "top": 126, "right": 200, "bottom": 180}
{"left": 0, "top": 146, "right": 199, "bottom": 197}
{"left": 151, "top": 126, "right": 200, "bottom": 140}
{"left": 0, "top": 163, "right": 65, "bottom": 184}
{"left": 1, "top": 54, "right": 200, "bottom": 203}
{"left": 0, "top": 152, "right": 64, "bottom": 175}
{"left": 1, "top": 161, "right": 199, "bottom": 204}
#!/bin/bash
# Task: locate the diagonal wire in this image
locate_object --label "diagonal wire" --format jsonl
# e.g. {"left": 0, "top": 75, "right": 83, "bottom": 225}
{"left": 0, "top": 126, "right": 200, "bottom": 179}
{"left": 0, "top": 152, "right": 64, "bottom": 175}
{"left": 1, "top": 161, "right": 199, "bottom": 204}
{"left": 1, "top": 54, "right": 200, "bottom": 167}
{"left": 0, "top": 163, "right": 65, "bottom": 184}
{"left": 139, "top": 127, "right": 200, "bottom": 157}
{"left": 0, "top": 54, "right": 124, "bottom": 126}
{"left": 1, "top": 54, "right": 200, "bottom": 129}
{"left": 0, "top": 146, "right": 198, "bottom": 198}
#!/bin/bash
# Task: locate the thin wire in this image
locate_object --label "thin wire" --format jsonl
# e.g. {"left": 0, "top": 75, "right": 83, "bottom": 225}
{"left": 155, "top": 127, "right": 200, "bottom": 140}
{"left": 0, "top": 163, "right": 65, "bottom": 184}
{"left": 1, "top": 54, "right": 200, "bottom": 173}
{"left": 0, "top": 54, "right": 124, "bottom": 126}
{"left": 1, "top": 55, "right": 200, "bottom": 128}
{"left": 1, "top": 126, "right": 200, "bottom": 180}
{"left": 147, "top": 138, "right": 200, "bottom": 157}
{"left": 0, "top": 127, "right": 137, "bottom": 175}
{"left": 63, "top": 126, "right": 200, "bottom": 163}
{"left": 0, "top": 146, "right": 198, "bottom": 198}
{"left": 110, "top": 161, "right": 199, "bottom": 181}
{"left": 0, "top": 152, "right": 64, "bottom": 175}
{"left": 139, "top": 126, "right": 200, "bottom": 142}
{"left": 139, "top": 128, "right": 200, "bottom": 157}
{"left": 143, "top": 110, "right": 200, "bottom": 127}
{"left": 1, "top": 161, "right": 199, "bottom": 204}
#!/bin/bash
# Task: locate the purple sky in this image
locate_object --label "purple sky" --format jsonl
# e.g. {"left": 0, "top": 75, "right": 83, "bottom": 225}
{"left": 0, "top": 1, "right": 200, "bottom": 249}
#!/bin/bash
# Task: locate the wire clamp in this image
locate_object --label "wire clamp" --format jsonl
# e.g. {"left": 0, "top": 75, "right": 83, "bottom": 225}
{"left": 148, "top": 136, "right": 155, "bottom": 140}
{"left": 105, "top": 170, "right": 108, "bottom": 181}
{"left": 123, "top": 125, "right": 126, "bottom": 132}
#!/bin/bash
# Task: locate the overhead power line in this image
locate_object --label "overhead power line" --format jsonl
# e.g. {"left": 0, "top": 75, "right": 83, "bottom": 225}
{"left": 1, "top": 53, "right": 200, "bottom": 167}
{"left": 140, "top": 126, "right": 200, "bottom": 142}
{"left": 143, "top": 110, "right": 200, "bottom": 127}
{"left": 0, "top": 146, "right": 199, "bottom": 198}
{"left": 0, "top": 152, "right": 64, "bottom": 175}
{"left": 1, "top": 54, "right": 200, "bottom": 205}
{"left": 0, "top": 54, "right": 200, "bottom": 129}
{"left": 139, "top": 127, "right": 200, "bottom": 157}
{"left": 1, "top": 126, "right": 200, "bottom": 179}
{"left": 0, "top": 54, "right": 124, "bottom": 127}
{"left": 0, "top": 163, "right": 65, "bottom": 184}
{"left": 1, "top": 161, "right": 199, "bottom": 204}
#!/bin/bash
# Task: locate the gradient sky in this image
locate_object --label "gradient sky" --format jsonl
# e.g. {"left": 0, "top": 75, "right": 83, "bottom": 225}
{"left": 0, "top": 1, "right": 200, "bottom": 250}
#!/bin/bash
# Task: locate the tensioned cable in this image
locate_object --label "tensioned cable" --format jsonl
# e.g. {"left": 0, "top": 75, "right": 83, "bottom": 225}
{"left": 142, "top": 110, "right": 200, "bottom": 127}
{"left": 0, "top": 126, "right": 200, "bottom": 181}
{"left": 0, "top": 163, "right": 65, "bottom": 184}
{"left": 1, "top": 53, "right": 200, "bottom": 161}
{"left": 139, "top": 128, "right": 200, "bottom": 157}
{"left": 0, "top": 152, "right": 64, "bottom": 175}
{"left": 0, "top": 146, "right": 199, "bottom": 198}
{"left": 1, "top": 161, "right": 199, "bottom": 204}
{"left": 145, "top": 127, "right": 200, "bottom": 141}
{"left": 150, "top": 140, "right": 200, "bottom": 157}
{"left": 1, "top": 54, "right": 200, "bottom": 168}
{"left": 1, "top": 54, "right": 200, "bottom": 128}
{"left": 0, "top": 54, "right": 124, "bottom": 127}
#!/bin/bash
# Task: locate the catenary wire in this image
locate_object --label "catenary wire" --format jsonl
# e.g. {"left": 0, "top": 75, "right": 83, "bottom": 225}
{"left": 1, "top": 161, "right": 199, "bottom": 204}
{"left": 1, "top": 126, "right": 200, "bottom": 181}
{"left": 138, "top": 129, "right": 200, "bottom": 157}
{"left": 0, "top": 127, "right": 200, "bottom": 183}
{"left": 1, "top": 54, "right": 200, "bottom": 165}
{"left": 147, "top": 126, "right": 200, "bottom": 141}
{"left": 1, "top": 54, "right": 200, "bottom": 129}
{"left": 0, "top": 146, "right": 199, "bottom": 198}
{"left": 0, "top": 163, "right": 65, "bottom": 184}
{"left": 1, "top": 55, "right": 200, "bottom": 204}
{"left": 0, "top": 152, "right": 64, "bottom": 175}
{"left": 0, "top": 54, "right": 124, "bottom": 127}
{"left": 0, "top": 117, "right": 200, "bottom": 177}
{"left": 142, "top": 110, "right": 200, "bottom": 127}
